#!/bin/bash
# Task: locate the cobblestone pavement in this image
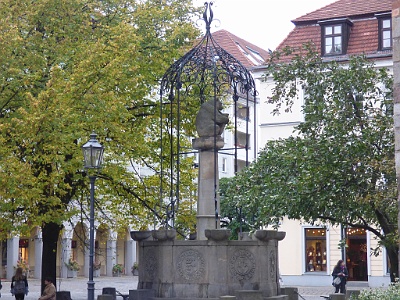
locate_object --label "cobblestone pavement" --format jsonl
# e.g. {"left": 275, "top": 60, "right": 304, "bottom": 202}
{"left": 0, "top": 276, "right": 139, "bottom": 300}
{"left": 0, "top": 276, "right": 367, "bottom": 300}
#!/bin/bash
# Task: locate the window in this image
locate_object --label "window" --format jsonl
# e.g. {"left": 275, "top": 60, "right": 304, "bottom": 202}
{"left": 235, "top": 42, "right": 261, "bottom": 66}
{"left": 236, "top": 105, "right": 249, "bottom": 121}
{"left": 236, "top": 159, "right": 247, "bottom": 173}
{"left": 245, "top": 46, "right": 265, "bottom": 63}
{"left": 305, "top": 228, "right": 327, "bottom": 272}
{"left": 222, "top": 157, "right": 227, "bottom": 173}
{"left": 378, "top": 18, "right": 392, "bottom": 50}
{"left": 235, "top": 131, "right": 250, "bottom": 149}
{"left": 324, "top": 25, "right": 342, "bottom": 54}
{"left": 320, "top": 19, "right": 352, "bottom": 56}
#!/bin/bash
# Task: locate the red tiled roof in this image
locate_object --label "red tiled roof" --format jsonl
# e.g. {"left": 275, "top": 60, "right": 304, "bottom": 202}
{"left": 274, "top": 0, "right": 392, "bottom": 62}
{"left": 347, "top": 19, "right": 379, "bottom": 55}
{"left": 293, "top": 0, "right": 392, "bottom": 24}
{"left": 211, "top": 29, "right": 269, "bottom": 68}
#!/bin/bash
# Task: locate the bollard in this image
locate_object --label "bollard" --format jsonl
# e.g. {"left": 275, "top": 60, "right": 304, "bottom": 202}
{"left": 280, "top": 287, "right": 298, "bottom": 300}
{"left": 56, "top": 291, "right": 72, "bottom": 300}
{"left": 98, "top": 295, "right": 114, "bottom": 300}
{"left": 102, "top": 287, "right": 117, "bottom": 300}
{"left": 330, "top": 293, "right": 345, "bottom": 300}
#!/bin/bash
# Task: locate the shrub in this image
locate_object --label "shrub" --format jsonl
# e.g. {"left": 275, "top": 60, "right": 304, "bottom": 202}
{"left": 356, "top": 282, "right": 400, "bottom": 300}
{"left": 65, "top": 258, "right": 80, "bottom": 271}
{"left": 15, "top": 259, "right": 30, "bottom": 273}
{"left": 112, "top": 264, "right": 124, "bottom": 274}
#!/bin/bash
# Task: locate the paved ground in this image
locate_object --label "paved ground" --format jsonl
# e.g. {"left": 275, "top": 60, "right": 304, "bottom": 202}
{"left": 0, "top": 276, "right": 366, "bottom": 300}
{"left": 1, "top": 276, "right": 139, "bottom": 300}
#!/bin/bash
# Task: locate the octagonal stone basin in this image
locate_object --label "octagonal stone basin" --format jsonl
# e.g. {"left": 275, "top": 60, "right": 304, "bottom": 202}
{"left": 254, "top": 230, "right": 286, "bottom": 241}
{"left": 152, "top": 229, "right": 177, "bottom": 241}
{"left": 205, "top": 229, "right": 231, "bottom": 241}
{"left": 130, "top": 230, "right": 152, "bottom": 241}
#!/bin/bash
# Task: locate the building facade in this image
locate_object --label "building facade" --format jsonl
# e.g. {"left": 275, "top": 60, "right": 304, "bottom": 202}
{"left": 1, "top": 222, "right": 137, "bottom": 280}
{"left": 252, "top": 0, "right": 393, "bottom": 287}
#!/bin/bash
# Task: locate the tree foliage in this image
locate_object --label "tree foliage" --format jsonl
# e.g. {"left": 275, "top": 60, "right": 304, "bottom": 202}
{"left": 0, "top": 0, "right": 201, "bottom": 284}
{"left": 221, "top": 44, "right": 398, "bottom": 280}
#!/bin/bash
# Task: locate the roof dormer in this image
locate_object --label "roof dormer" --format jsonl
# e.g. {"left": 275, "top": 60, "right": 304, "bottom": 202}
{"left": 318, "top": 18, "right": 353, "bottom": 57}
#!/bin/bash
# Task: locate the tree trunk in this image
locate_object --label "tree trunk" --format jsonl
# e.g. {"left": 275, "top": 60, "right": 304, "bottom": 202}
{"left": 41, "top": 222, "right": 62, "bottom": 293}
{"left": 387, "top": 244, "right": 399, "bottom": 282}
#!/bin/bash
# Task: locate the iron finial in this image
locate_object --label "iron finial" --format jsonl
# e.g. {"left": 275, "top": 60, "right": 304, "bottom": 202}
{"left": 203, "top": 2, "right": 214, "bottom": 32}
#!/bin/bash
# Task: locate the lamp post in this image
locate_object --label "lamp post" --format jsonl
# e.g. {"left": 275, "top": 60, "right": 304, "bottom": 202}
{"left": 82, "top": 132, "right": 104, "bottom": 300}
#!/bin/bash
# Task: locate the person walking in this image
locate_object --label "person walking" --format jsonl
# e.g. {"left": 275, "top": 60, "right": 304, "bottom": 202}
{"left": 11, "top": 267, "right": 28, "bottom": 300}
{"left": 38, "top": 277, "right": 56, "bottom": 300}
{"left": 332, "top": 259, "right": 348, "bottom": 294}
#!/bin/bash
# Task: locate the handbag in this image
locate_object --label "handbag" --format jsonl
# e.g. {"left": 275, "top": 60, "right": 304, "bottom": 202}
{"left": 333, "top": 276, "right": 341, "bottom": 286}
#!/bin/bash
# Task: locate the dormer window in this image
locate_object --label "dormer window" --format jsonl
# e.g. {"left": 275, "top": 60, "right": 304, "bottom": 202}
{"left": 324, "top": 25, "right": 342, "bottom": 54}
{"left": 235, "top": 42, "right": 262, "bottom": 66}
{"left": 319, "top": 18, "right": 353, "bottom": 56}
{"left": 377, "top": 14, "right": 392, "bottom": 50}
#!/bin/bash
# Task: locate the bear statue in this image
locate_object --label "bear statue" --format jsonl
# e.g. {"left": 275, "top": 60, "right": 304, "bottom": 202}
{"left": 195, "top": 98, "right": 229, "bottom": 137}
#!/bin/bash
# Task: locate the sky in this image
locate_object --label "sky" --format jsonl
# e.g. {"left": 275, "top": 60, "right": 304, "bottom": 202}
{"left": 192, "top": 0, "right": 337, "bottom": 51}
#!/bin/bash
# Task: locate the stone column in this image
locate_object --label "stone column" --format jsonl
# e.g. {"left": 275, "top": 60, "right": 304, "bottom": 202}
{"left": 60, "top": 238, "right": 72, "bottom": 278}
{"left": 106, "top": 239, "right": 117, "bottom": 276}
{"left": 34, "top": 236, "right": 43, "bottom": 279}
{"left": 125, "top": 239, "right": 136, "bottom": 276}
{"left": 7, "top": 237, "right": 19, "bottom": 280}
{"left": 84, "top": 239, "right": 90, "bottom": 277}
{"left": 193, "top": 136, "right": 224, "bottom": 240}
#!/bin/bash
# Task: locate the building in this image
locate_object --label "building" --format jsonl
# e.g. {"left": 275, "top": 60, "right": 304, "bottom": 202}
{"left": 252, "top": 0, "right": 393, "bottom": 287}
{"left": 210, "top": 29, "right": 269, "bottom": 177}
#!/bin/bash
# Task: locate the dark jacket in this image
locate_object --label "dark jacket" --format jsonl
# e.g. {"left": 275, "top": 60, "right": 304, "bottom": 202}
{"left": 332, "top": 265, "right": 349, "bottom": 283}
{"left": 11, "top": 275, "right": 28, "bottom": 295}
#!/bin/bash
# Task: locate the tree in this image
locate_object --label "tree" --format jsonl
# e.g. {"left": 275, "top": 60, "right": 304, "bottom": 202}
{"left": 0, "top": 0, "right": 200, "bottom": 288}
{"left": 220, "top": 177, "right": 258, "bottom": 240}
{"left": 221, "top": 44, "right": 398, "bottom": 281}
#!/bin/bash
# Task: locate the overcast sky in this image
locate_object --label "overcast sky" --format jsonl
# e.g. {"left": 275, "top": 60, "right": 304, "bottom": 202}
{"left": 192, "top": 0, "right": 337, "bottom": 51}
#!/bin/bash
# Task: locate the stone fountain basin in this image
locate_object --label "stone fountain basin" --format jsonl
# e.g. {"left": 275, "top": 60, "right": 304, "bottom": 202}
{"left": 205, "top": 229, "right": 231, "bottom": 241}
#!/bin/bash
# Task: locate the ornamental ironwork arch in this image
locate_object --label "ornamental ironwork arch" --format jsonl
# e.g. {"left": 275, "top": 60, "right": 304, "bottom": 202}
{"left": 159, "top": 2, "right": 257, "bottom": 228}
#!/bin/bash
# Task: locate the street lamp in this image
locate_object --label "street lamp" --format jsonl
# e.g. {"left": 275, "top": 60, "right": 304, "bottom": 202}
{"left": 82, "top": 132, "right": 104, "bottom": 300}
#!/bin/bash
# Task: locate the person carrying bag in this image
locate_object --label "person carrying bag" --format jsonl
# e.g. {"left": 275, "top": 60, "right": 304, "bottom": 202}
{"left": 332, "top": 259, "right": 348, "bottom": 294}
{"left": 11, "top": 267, "right": 28, "bottom": 300}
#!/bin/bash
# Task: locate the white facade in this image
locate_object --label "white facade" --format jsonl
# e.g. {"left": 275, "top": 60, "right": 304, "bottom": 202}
{"left": 251, "top": 57, "right": 393, "bottom": 287}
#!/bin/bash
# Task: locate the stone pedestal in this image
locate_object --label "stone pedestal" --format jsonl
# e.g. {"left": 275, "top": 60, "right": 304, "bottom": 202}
{"left": 137, "top": 230, "right": 285, "bottom": 299}
{"left": 192, "top": 136, "right": 224, "bottom": 240}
